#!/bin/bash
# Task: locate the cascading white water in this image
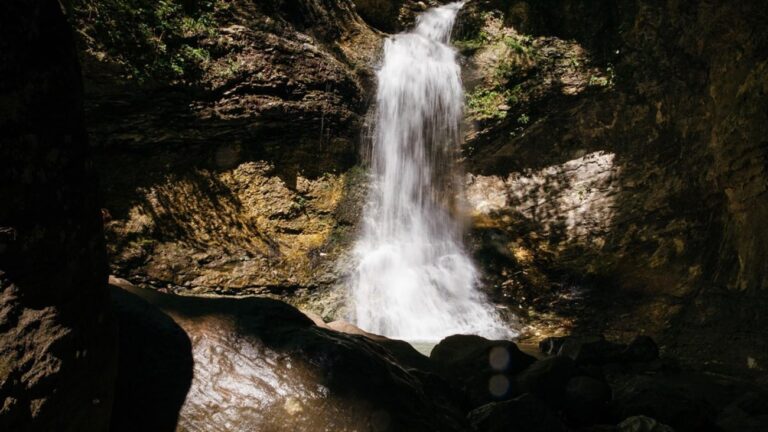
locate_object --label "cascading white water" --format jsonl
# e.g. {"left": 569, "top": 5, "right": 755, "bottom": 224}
{"left": 349, "top": 2, "right": 514, "bottom": 341}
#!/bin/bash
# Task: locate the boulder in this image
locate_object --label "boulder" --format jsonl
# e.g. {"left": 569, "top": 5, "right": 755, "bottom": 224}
{"left": 557, "top": 335, "right": 626, "bottom": 365}
{"left": 717, "top": 392, "right": 768, "bottom": 432}
{"left": 109, "top": 286, "right": 193, "bottom": 431}
{"left": 468, "top": 393, "right": 567, "bottom": 432}
{"left": 617, "top": 416, "right": 675, "bottom": 432}
{"left": 516, "top": 355, "right": 580, "bottom": 407}
{"left": 540, "top": 335, "right": 660, "bottom": 365}
{"left": 327, "top": 319, "right": 435, "bottom": 372}
{"left": 431, "top": 334, "right": 536, "bottom": 407}
{"left": 565, "top": 375, "right": 613, "bottom": 426}
{"left": 621, "top": 337, "right": 660, "bottom": 363}
{"left": 611, "top": 375, "right": 718, "bottom": 432}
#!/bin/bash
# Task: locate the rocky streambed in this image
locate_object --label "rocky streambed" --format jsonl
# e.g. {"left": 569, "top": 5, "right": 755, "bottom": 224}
{"left": 110, "top": 277, "right": 768, "bottom": 432}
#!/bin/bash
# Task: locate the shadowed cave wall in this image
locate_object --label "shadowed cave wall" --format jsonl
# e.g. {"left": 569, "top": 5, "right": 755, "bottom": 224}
{"left": 457, "top": 0, "right": 768, "bottom": 375}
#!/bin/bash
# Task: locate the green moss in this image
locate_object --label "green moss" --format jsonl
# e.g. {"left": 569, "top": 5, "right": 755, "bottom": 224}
{"left": 71, "top": 0, "right": 226, "bottom": 83}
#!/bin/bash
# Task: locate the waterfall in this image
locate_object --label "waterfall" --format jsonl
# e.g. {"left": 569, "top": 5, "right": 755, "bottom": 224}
{"left": 349, "top": 2, "right": 514, "bottom": 341}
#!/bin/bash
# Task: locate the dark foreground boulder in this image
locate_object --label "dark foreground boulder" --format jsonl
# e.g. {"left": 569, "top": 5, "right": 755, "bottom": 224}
{"left": 468, "top": 393, "right": 567, "bottom": 432}
{"left": 111, "top": 281, "right": 467, "bottom": 431}
{"left": 0, "top": 1, "right": 117, "bottom": 430}
{"left": 515, "top": 355, "right": 580, "bottom": 407}
{"left": 565, "top": 375, "right": 613, "bottom": 425}
{"left": 611, "top": 375, "right": 718, "bottom": 432}
{"left": 717, "top": 392, "right": 768, "bottom": 432}
{"left": 431, "top": 334, "right": 536, "bottom": 407}
{"left": 578, "top": 416, "right": 675, "bottom": 432}
{"left": 109, "top": 284, "right": 192, "bottom": 431}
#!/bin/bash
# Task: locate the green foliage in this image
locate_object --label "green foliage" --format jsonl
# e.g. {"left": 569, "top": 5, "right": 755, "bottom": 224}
{"left": 517, "top": 113, "right": 530, "bottom": 125}
{"left": 71, "top": 0, "right": 224, "bottom": 83}
{"left": 467, "top": 88, "right": 510, "bottom": 121}
{"left": 588, "top": 75, "right": 610, "bottom": 87}
{"left": 291, "top": 195, "right": 309, "bottom": 213}
{"left": 453, "top": 31, "right": 491, "bottom": 54}
{"left": 503, "top": 35, "right": 531, "bottom": 55}
{"left": 588, "top": 64, "right": 616, "bottom": 88}
{"left": 213, "top": 57, "right": 243, "bottom": 80}
{"left": 466, "top": 83, "right": 523, "bottom": 122}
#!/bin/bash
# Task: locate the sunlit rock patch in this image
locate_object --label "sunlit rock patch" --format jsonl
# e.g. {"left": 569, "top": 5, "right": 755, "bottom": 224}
{"left": 105, "top": 162, "right": 366, "bottom": 309}
{"left": 176, "top": 315, "right": 373, "bottom": 432}
{"left": 467, "top": 151, "right": 620, "bottom": 243}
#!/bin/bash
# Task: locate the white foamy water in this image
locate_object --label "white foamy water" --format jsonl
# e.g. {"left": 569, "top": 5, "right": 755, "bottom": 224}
{"left": 349, "top": 2, "right": 514, "bottom": 341}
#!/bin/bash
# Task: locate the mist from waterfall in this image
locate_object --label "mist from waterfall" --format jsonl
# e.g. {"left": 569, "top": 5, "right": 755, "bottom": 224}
{"left": 349, "top": 2, "right": 514, "bottom": 341}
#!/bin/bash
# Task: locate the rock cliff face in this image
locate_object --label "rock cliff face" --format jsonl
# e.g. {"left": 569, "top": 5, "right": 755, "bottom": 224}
{"left": 64, "top": 0, "right": 768, "bottom": 376}
{"left": 458, "top": 0, "right": 768, "bottom": 374}
{"left": 0, "top": 1, "right": 117, "bottom": 429}
{"left": 71, "top": 0, "right": 381, "bottom": 311}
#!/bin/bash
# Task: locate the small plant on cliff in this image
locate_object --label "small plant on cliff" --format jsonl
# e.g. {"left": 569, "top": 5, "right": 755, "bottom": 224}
{"left": 503, "top": 35, "right": 531, "bottom": 55}
{"left": 466, "top": 88, "right": 510, "bottom": 121}
{"left": 453, "top": 30, "right": 491, "bottom": 54}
